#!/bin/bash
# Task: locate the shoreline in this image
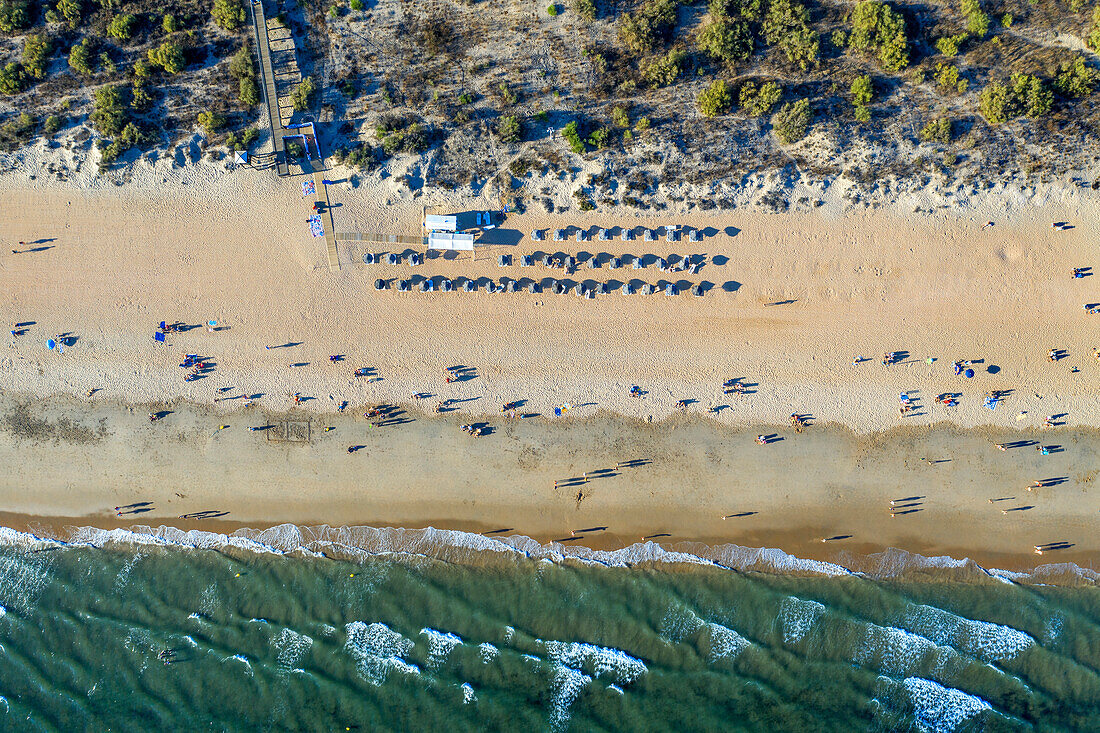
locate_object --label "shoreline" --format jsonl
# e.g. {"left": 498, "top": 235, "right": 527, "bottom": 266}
{"left": 1, "top": 391, "right": 1096, "bottom": 574}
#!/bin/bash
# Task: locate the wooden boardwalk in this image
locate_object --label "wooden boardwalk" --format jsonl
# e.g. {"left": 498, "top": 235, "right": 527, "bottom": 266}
{"left": 250, "top": 0, "right": 288, "bottom": 177}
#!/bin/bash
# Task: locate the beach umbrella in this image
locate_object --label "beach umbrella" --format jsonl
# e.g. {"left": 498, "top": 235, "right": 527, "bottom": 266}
{"left": 46, "top": 338, "right": 56, "bottom": 350}
{"left": 964, "top": 369, "right": 975, "bottom": 378}
{"left": 375, "top": 279, "right": 385, "bottom": 290}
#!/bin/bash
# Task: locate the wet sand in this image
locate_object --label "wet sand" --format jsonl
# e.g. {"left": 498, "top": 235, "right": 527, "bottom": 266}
{"left": 1, "top": 393, "right": 1095, "bottom": 571}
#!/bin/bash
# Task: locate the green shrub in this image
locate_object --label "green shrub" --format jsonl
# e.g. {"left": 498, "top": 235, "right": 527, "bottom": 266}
{"left": 57, "top": 0, "right": 82, "bottom": 29}
{"left": 350, "top": 0, "right": 364, "bottom": 9}
{"left": 697, "top": 78, "right": 732, "bottom": 116}
{"left": 697, "top": 18, "right": 753, "bottom": 65}
{"left": 763, "top": 0, "right": 819, "bottom": 70}
{"left": 1089, "top": 7, "right": 1100, "bottom": 52}
{"left": 611, "top": 106, "right": 630, "bottom": 128}
{"left": 547, "top": 3, "right": 559, "bottom": 16}
{"left": 229, "top": 45, "right": 260, "bottom": 106}
{"left": 22, "top": 34, "right": 51, "bottom": 82}
{"left": 571, "top": 0, "right": 596, "bottom": 20}
{"left": 292, "top": 77, "right": 315, "bottom": 111}
{"left": 497, "top": 113, "right": 522, "bottom": 142}
{"left": 131, "top": 80, "right": 153, "bottom": 110}
{"left": 107, "top": 13, "right": 137, "bottom": 41}
{"left": 1001, "top": 13, "right": 1013, "bottom": 28}
{"left": 849, "top": 0, "right": 909, "bottom": 72}
{"left": 148, "top": 42, "right": 185, "bottom": 74}
{"left": 771, "top": 97, "right": 810, "bottom": 143}
{"left": 0, "top": 112, "right": 34, "bottom": 148}
{"left": 239, "top": 76, "right": 260, "bottom": 106}
{"left": 43, "top": 114, "right": 62, "bottom": 134}
{"left": 574, "top": 190, "right": 596, "bottom": 210}
{"left": 162, "top": 13, "right": 180, "bottom": 33}
{"left": 587, "top": 126, "right": 610, "bottom": 148}
{"left": 0, "top": 0, "right": 31, "bottom": 33}
{"left": 934, "top": 62, "right": 967, "bottom": 94}
{"left": 100, "top": 121, "right": 144, "bottom": 165}
{"left": 562, "top": 120, "right": 586, "bottom": 153}
{"left": 619, "top": 0, "right": 678, "bottom": 55}
{"left": 0, "top": 62, "right": 23, "bottom": 95}
{"left": 919, "top": 117, "right": 951, "bottom": 143}
{"left": 635, "top": 116, "right": 651, "bottom": 132}
{"left": 643, "top": 48, "right": 685, "bottom": 87}
{"left": 213, "top": 0, "right": 245, "bottom": 31}
{"left": 960, "top": 0, "right": 989, "bottom": 38}
{"left": 851, "top": 74, "right": 872, "bottom": 121}
{"left": 90, "top": 84, "right": 129, "bottom": 136}
{"left": 498, "top": 82, "right": 518, "bottom": 105}
{"left": 979, "top": 74, "right": 1051, "bottom": 123}
{"left": 197, "top": 110, "right": 226, "bottom": 135}
{"left": 1054, "top": 56, "right": 1097, "bottom": 98}
{"left": 68, "top": 38, "right": 96, "bottom": 77}
{"left": 739, "top": 80, "right": 781, "bottom": 115}
{"left": 935, "top": 33, "right": 967, "bottom": 57}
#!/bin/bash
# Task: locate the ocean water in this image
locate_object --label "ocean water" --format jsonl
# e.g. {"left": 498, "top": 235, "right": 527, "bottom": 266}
{"left": 0, "top": 526, "right": 1097, "bottom": 732}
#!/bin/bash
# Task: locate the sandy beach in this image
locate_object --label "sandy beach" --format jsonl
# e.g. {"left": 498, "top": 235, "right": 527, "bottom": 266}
{"left": 1, "top": 163, "right": 1098, "bottom": 571}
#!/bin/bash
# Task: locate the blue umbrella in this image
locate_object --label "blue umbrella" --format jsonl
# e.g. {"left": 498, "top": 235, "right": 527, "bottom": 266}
{"left": 964, "top": 368, "right": 975, "bottom": 378}
{"left": 46, "top": 338, "right": 56, "bottom": 350}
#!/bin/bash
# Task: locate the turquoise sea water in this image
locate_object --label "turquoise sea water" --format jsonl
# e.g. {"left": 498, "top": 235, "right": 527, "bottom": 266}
{"left": 0, "top": 528, "right": 1098, "bottom": 732}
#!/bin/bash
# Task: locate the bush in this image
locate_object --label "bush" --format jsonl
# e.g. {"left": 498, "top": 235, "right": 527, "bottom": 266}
{"left": 979, "top": 75, "right": 1051, "bottom": 123}
{"left": 697, "top": 18, "right": 753, "bottom": 65}
{"left": 239, "top": 76, "right": 260, "bottom": 106}
{"left": 107, "top": 13, "right": 137, "bottom": 41}
{"left": 635, "top": 116, "right": 651, "bottom": 132}
{"left": 960, "top": 0, "right": 989, "bottom": 38}
{"left": 619, "top": 0, "right": 678, "bottom": 55}
{"left": 213, "top": 0, "right": 246, "bottom": 31}
{"left": 587, "top": 126, "right": 610, "bottom": 148}
{"left": 1055, "top": 56, "right": 1097, "bottom": 98}
{"left": 935, "top": 33, "right": 967, "bottom": 57}
{"left": 43, "top": 114, "right": 62, "bottom": 134}
{"left": 643, "top": 48, "right": 685, "bottom": 87}
{"left": 100, "top": 121, "right": 145, "bottom": 165}
{"left": 697, "top": 78, "right": 732, "bottom": 116}
{"left": 57, "top": 0, "right": 82, "bottom": 29}
{"left": 90, "top": 84, "right": 129, "bottom": 136}
{"left": 1090, "top": 7, "right": 1100, "bottom": 52}
{"left": 68, "top": 38, "right": 96, "bottom": 77}
{"left": 934, "top": 62, "right": 967, "bottom": 94}
{"left": 229, "top": 46, "right": 260, "bottom": 106}
{"left": 739, "top": 80, "right": 781, "bottom": 115}
{"left": 851, "top": 74, "right": 872, "bottom": 121}
{"left": 0, "top": 112, "right": 34, "bottom": 148}
{"left": 497, "top": 113, "right": 522, "bottom": 142}
{"left": 849, "top": 0, "right": 909, "bottom": 72}
{"left": 498, "top": 82, "right": 518, "bottom": 105}
{"left": 562, "top": 120, "right": 586, "bottom": 153}
{"left": 771, "top": 97, "right": 810, "bottom": 143}
{"left": 612, "top": 106, "right": 630, "bottom": 127}
{"left": 350, "top": 0, "right": 364, "bottom": 9}
{"left": 148, "top": 42, "right": 185, "bottom": 74}
{"left": 19, "top": 34, "right": 49, "bottom": 83}
{"left": 547, "top": 3, "right": 558, "bottom": 15}
{"left": 571, "top": 0, "right": 596, "bottom": 20}
{"left": 197, "top": 110, "right": 226, "bottom": 135}
{"left": 0, "top": 62, "right": 23, "bottom": 95}
{"left": 763, "top": 0, "right": 819, "bottom": 70}
{"left": 292, "top": 77, "right": 315, "bottom": 111}
{"left": 0, "top": 0, "right": 31, "bottom": 33}
{"left": 919, "top": 117, "right": 951, "bottom": 143}
{"left": 375, "top": 115, "right": 431, "bottom": 155}
{"left": 131, "top": 80, "right": 153, "bottom": 110}
{"left": 162, "top": 13, "right": 180, "bottom": 33}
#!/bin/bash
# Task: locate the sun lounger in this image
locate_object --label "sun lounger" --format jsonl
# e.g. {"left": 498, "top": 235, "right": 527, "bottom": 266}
{"left": 505, "top": 279, "right": 517, "bottom": 293}
{"left": 666, "top": 226, "right": 676, "bottom": 242}
{"left": 532, "top": 230, "right": 542, "bottom": 241}
{"left": 398, "top": 280, "right": 410, "bottom": 292}
{"left": 610, "top": 257, "right": 621, "bottom": 269}
{"left": 554, "top": 230, "right": 565, "bottom": 242}
{"left": 386, "top": 253, "right": 399, "bottom": 265}
{"left": 665, "top": 283, "right": 677, "bottom": 296}
{"left": 576, "top": 231, "right": 586, "bottom": 242}
{"left": 587, "top": 256, "right": 598, "bottom": 268}
{"left": 599, "top": 229, "right": 610, "bottom": 241}
{"left": 528, "top": 282, "right": 540, "bottom": 293}
{"left": 692, "top": 284, "right": 703, "bottom": 297}
{"left": 622, "top": 283, "right": 634, "bottom": 295}
{"left": 463, "top": 280, "right": 475, "bottom": 292}
{"left": 644, "top": 230, "right": 655, "bottom": 242}
{"left": 421, "top": 278, "right": 434, "bottom": 292}
{"left": 575, "top": 284, "right": 585, "bottom": 297}
{"left": 498, "top": 254, "right": 509, "bottom": 266}
{"left": 363, "top": 253, "right": 376, "bottom": 264}
{"left": 632, "top": 257, "right": 642, "bottom": 269}
{"left": 374, "top": 278, "right": 386, "bottom": 290}
{"left": 597, "top": 282, "right": 608, "bottom": 295}
{"left": 621, "top": 229, "right": 632, "bottom": 242}
{"left": 521, "top": 255, "right": 534, "bottom": 267}
{"left": 642, "top": 283, "right": 654, "bottom": 295}
{"left": 689, "top": 229, "right": 701, "bottom": 242}
{"left": 657, "top": 258, "right": 667, "bottom": 271}
{"left": 441, "top": 279, "right": 453, "bottom": 292}
{"left": 409, "top": 253, "right": 422, "bottom": 266}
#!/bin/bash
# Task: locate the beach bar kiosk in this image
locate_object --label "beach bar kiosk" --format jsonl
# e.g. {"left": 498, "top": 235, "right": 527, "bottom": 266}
{"left": 424, "top": 213, "right": 458, "bottom": 233}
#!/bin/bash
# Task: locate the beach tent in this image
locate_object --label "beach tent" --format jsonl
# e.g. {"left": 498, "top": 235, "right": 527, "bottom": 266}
{"left": 428, "top": 232, "right": 475, "bottom": 251}
{"left": 424, "top": 214, "right": 457, "bottom": 232}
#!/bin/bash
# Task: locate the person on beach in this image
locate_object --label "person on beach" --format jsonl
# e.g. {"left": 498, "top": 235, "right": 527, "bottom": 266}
{"left": 995, "top": 443, "right": 1007, "bottom": 451}
{"left": 755, "top": 435, "right": 766, "bottom": 445}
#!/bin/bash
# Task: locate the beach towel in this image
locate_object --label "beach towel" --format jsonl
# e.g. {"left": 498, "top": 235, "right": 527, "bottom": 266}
{"left": 308, "top": 215, "right": 324, "bottom": 238}
{"left": 302, "top": 181, "right": 316, "bottom": 197}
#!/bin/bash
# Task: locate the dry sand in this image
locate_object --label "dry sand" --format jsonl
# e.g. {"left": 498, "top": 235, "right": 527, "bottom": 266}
{"left": 0, "top": 162, "right": 1097, "bottom": 569}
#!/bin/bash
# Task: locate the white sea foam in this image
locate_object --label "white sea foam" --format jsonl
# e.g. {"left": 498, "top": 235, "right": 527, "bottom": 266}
{"left": 0, "top": 544, "right": 52, "bottom": 613}
{"left": 705, "top": 622, "right": 750, "bottom": 663}
{"left": 608, "top": 684, "right": 624, "bottom": 695}
{"left": 113, "top": 551, "right": 144, "bottom": 592}
{"left": 0, "top": 605, "right": 6, "bottom": 618}
{"left": 186, "top": 612, "right": 203, "bottom": 622}
{"left": 0, "top": 695, "right": 7, "bottom": 714}
{"left": 902, "top": 605, "right": 1034, "bottom": 663}
{"left": 461, "top": 682, "right": 476, "bottom": 704}
{"left": 420, "top": 628, "right": 462, "bottom": 669}
{"left": 779, "top": 596, "right": 826, "bottom": 645}
{"left": 503, "top": 626, "right": 515, "bottom": 643}
{"left": 273, "top": 628, "right": 313, "bottom": 672}
{"left": 478, "top": 642, "right": 499, "bottom": 663}
{"left": 540, "top": 641, "right": 647, "bottom": 685}
{"left": 344, "top": 622, "right": 419, "bottom": 685}
{"left": 856, "top": 625, "right": 953, "bottom": 675}
{"left": 319, "top": 624, "right": 337, "bottom": 638}
{"left": 1044, "top": 614, "right": 1063, "bottom": 644}
{"left": 903, "top": 677, "right": 992, "bottom": 733}
{"left": 548, "top": 665, "right": 591, "bottom": 732}
{"left": 3, "top": 522, "right": 1093, "bottom": 587}
{"left": 222, "top": 654, "right": 253, "bottom": 676}
{"left": 659, "top": 606, "right": 704, "bottom": 643}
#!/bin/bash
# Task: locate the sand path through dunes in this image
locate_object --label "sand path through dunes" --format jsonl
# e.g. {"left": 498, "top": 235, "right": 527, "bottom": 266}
{"left": 1, "top": 176, "right": 1096, "bottom": 434}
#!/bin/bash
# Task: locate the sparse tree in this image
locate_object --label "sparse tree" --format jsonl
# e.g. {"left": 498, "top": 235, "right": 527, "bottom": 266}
{"left": 697, "top": 78, "right": 733, "bottom": 117}
{"left": 771, "top": 97, "right": 810, "bottom": 143}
